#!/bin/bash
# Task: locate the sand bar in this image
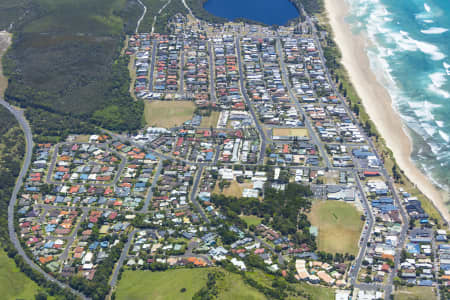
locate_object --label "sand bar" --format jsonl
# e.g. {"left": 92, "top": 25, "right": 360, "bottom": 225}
{"left": 323, "top": 0, "right": 450, "bottom": 224}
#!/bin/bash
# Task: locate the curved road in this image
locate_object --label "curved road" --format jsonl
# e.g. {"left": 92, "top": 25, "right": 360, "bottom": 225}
{"left": 135, "top": 0, "right": 147, "bottom": 33}
{"left": 0, "top": 99, "right": 88, "bottom": 299}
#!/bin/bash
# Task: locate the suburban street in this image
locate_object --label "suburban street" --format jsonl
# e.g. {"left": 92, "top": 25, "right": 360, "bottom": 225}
{"left": 0, "top": 99, "right": 89, "bottom": 299}
{"left": 2, "top": 2, "right": 445, "bottom": 299}
{"left": 235, "top": 37, "right": 267, "bottom": 165}
{"left": 189, "top": 165, "right": 210, "bottom": 223}
{"left": 302, "top": 11, "right": 410, "bottom": 298}
{"left": 141, "top": 160, "right": 163, "bottom": 212}
{"left": 46, "top": 142, "right": 128, "bottom": 187}
{"left": 275, "top": 38, "right": 332, "bottom": 169}
{"left": 208, "top": 41, "right": 217, "bottom": 103}
{"left": 110, "top": 229, "right": 137, "bottom": 287}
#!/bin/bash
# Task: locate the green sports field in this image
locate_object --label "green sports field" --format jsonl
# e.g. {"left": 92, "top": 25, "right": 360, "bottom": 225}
{"left": 309, "top": 201, "right": 363, "bottom": 255}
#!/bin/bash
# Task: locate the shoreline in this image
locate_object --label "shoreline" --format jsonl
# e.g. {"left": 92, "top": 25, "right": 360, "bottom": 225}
{"left": 323, "top": 0, "right": 450, "bottom": 223}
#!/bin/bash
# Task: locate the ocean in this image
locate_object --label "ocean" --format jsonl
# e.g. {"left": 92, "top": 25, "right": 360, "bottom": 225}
{"left": 345, "top": 0, "right": 450, "bottom": 192}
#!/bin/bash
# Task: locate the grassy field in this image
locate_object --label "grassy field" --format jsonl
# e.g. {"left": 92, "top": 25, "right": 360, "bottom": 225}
{"left": 290, "top": 282, "right": 335, "bottom": 300}
{"left": 273, "top": 128, "right": 309, "bottom": 138}
{"left": 200, "top": 111, "right": 220, "bottom": 128}
{"left": 308, "top": 201, "right": 363, "bottom": 255}
{"left": 213, "top": 180, "right": 253, "bottom": 198}
{"left": 145, "top": 101, "right": 195, "bottom": 128}
{"left": 217, "top": 271, "right": 265, "bottom": 300}
{"left": 116, "top": 268, "right": 265, "bottom": 300}
{"left": 394, "top": 286, "right": 436, "bottom": 300}
{"left": 116, "top": 268, "right": 209, "bottom": 300}
{"left": 246, "top": 269, "right": 334, "bottom": 300}
{"left": 0, "top": 250, "right": 40, "bottom": 300}
{"left": 240, "top": 215, "right": 262, "bottom": 226}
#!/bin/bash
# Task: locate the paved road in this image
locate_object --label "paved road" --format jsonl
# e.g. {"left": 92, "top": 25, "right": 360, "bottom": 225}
{"left": 432, "top": 235, "right": 441, "bottom": 299}
{"left": 59, "top": 207, "right": 89, "bottom": 262}
{"left": 249, "top": 231, "right": 285, "bottom": 266}
{"left": 149, "top": 39, "right": 157, "bottom": 91}
{"left": 348, "top": 174, "right": 375, "bottom": 285}
{"left": 0, "top": 99, "right": 89, "bottom": 299}
{"left": 46, "top": 142, "right": 128, "bottom": 187}
{"left": 213, "top": 145, "right": 221, "bottom": 164}
{"left": 275, "top": 38, "right": 331, "bottom": 169}
{"left": 35, "top": 203, "right": 116, "bottom": 213}
{"left": 150, "top": 0, "right": 171, "bottom": 34}
{"left": 208, "top": 41, "right": 217, "bottom": 103}
{"left": 110, "top": 229, "right": 137, "bottom": 287}
{"left": 301, "top": 10, "right": 409, "bottom": 298}
{"left": 181, "top": 0, "right": 194, "bottom": 17}
{"left": 106, "top": 129, "right": 223, "bottom": 168}
{"left": 179, "top": 48, "right": 185, "bottom": 97}
{"left": 135, "top": 0, "right": 147, "bottom": 33}
{"left": 141, "top": 160, "right": 163, "bottom": 212}
{"left": 235, "top": 37, "right": 266, "bottom": 165}
{"left": 189, "top": 165, "right": 210, "bottom": 223}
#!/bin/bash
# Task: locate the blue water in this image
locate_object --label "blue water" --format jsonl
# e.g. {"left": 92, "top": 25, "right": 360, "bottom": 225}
{"left": 203, "top": 0, "right": 299, "bottom": 26}
{"left": 345, "top": 0, "right": 450, "bottom": 193}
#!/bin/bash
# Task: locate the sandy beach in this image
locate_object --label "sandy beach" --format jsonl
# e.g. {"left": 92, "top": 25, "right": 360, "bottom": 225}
{"left": 323, "top": 0, "right": 450, "bottom": 224}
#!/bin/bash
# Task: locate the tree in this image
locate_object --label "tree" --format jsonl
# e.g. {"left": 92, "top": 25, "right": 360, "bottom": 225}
{"left": 35, "top": 292, "right": 48, "bottom": 300}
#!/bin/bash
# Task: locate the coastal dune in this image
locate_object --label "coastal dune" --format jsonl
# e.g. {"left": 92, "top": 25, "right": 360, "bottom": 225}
{"left": 323, "top": 0, "right": 450, "bottom": 223}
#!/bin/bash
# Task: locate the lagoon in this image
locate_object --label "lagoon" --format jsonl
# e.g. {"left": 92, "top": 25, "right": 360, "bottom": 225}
{"left": 203, "top": 0, "right": 299, "bottom": 26}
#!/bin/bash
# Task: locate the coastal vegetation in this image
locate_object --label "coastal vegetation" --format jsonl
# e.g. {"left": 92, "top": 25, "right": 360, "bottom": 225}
{"left": 291, "top": 0, "right": 324, "bottom": 16}
{"left": 1, "top": 0, "right": 145, "bottom": 142}
{"left": 133, "top": 0, "right": 188, "bottom": 34}
{"left": 0, "top": 106, "right": 24, "bottom": 247}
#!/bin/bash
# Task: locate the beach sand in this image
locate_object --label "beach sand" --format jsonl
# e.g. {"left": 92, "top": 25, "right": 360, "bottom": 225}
{"left": 323, "top": 0, "right": 450, "bottom": 223}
